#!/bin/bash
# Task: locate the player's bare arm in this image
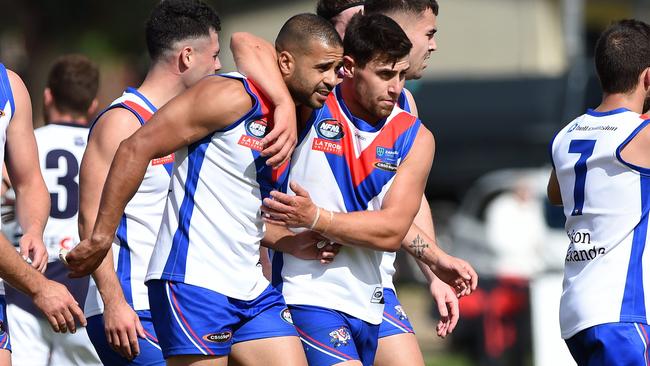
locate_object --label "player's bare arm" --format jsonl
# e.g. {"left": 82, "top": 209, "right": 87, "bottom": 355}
{"left": 402, "top": 92, "right": 468, "bottom": 318}
{"left": 408, "top": 196, "right": 459, "bottom": 338}
{"left": 76, "top": 107, "right": 145, "bottom": 360}
{"left": 263, "top": 126, "right": 435, "bottom": 252}
{"left": 402, "top": 223, "right": 477, "bottom": 295}
{"left": 231, "top": 32, "right": 296, "bottom": 167}
{"left": 68, "top": 76, "right": 254, "bottom": 277}
{"left": 547, "top": 168, "right": 562, "bottom": 206}
{"left": 5, "top": 70, "right": 50, "bottom": 272}
{"left": 620, "top": 120, "right": 650, "bottom": 168}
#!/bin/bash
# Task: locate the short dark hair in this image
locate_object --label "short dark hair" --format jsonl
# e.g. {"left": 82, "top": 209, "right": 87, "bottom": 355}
{"left": 364, "top": 0, "right": 438, "bottom": 17}
{"left": 595, "top": 19, "right": 650, "bottom": 94}
{"left": 316, "top": 0, "right": 365, "bottom": 20}
{"left": 146, "top": 0, "right": 221, "bottom": 61}
{"left": 276, "top": 13, "right": 343, "bottom": 54}
{"left": 344, "top": 13, "right": 412, "bottom": 68}
{"left": 47, "top": 54, "right": 99, "bottom": 116}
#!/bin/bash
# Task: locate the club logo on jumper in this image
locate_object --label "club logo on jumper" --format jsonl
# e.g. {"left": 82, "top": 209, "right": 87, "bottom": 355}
{"left": 329, "top": 327, "right": 351, "bottom": 347}
{"left": 280, "top": 308, "right": 293, "bottom": 324}
{"left": 394, "top": 305, "right": 408, "bottom": 320}
{"left": 316, "top": 119, "right": 344, "bottom": 140}
{"left": 239, "top": 118, "right": 269, "bottom": 152}
{"left": 202, "top": 331, "right": 232, "bottom": 343}
{"left": 370, "top": 286, "right": 384, "bottom": 304}
{"left": 74, "top": 136, "right": 86, "bottom": 147}
{"left": 151, "top": 153, "right": 175, "bottom": 166}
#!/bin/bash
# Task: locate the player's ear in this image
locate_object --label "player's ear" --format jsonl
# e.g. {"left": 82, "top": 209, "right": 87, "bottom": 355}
{"left": 87, "top": 98, "right": 99, "bottom": 117}
{"left": 180, "top": 46, "right": 193, "bottom": 70}
{"left": 278, "top": 51, "right": 295, "bottom": 77}
{"left": 43, "top": 88, "right": 53, "bottom": 108}
{"left": 342, "top": 55, "right": 355, "bottom": 78}
{"left": 643, "top": 68, "right": 650, "bottom": 92}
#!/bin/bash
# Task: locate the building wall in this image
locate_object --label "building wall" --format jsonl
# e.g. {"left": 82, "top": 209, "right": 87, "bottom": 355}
{"left": 219, "top": 0, "right": 567, "bottom": 79}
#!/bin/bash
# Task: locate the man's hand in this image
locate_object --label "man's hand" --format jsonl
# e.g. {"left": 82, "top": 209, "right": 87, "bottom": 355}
{"left": 276, "top": 230, "right": 341, "bottom": 264}
{"left": 430, "top": 276, "right": 459, "bottom": 338}
{"left": 429, "top": 250, "right": 478, "bottom": 297}
{"left": 19, "top": 232, "right": 47, "bottom": 272}
{"left": 318, "top": 241, "right": 341, "bottom": 264}
{"left": 104, "top": 299, "right": 145, "bottom": 360}
{"left": 65, "top": 237, "right": 112, "bottom": 278}
{"left": 261, "top": 102, "right": 297, "bottom": 168}
{"left": 33, "top": 280, "right": 86, "bottom": 333}
{"left": 262, "top": 181, "right": 318, "bottom": 228}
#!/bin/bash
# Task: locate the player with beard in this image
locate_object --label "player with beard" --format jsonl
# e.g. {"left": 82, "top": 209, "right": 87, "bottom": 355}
{"left": 251, "top": 13, "right": 472, "bottom": 366}
{"left": 237, "top": 1, "right": 477, "bottom": 364}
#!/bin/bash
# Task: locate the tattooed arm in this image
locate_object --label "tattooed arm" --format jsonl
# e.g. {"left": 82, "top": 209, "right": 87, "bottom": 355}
{"left": 401, "top": 223, "right": 477, "bottom": 296}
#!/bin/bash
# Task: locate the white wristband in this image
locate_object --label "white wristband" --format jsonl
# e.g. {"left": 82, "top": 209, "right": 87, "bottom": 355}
{"left": 309, "top": 207, "right": 321, "bottom": 230}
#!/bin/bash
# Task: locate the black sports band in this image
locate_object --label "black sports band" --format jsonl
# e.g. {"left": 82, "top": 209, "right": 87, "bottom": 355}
{"left": 334, "top": 1, "right": 365, "bottom": 17}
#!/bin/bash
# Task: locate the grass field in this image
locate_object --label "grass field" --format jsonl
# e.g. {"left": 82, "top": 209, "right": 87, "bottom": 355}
{"left": 396, "top": 283, "right": 473, "bottom": 366}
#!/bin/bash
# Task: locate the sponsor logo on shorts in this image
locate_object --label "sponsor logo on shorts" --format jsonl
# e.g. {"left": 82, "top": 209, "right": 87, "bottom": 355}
{"left": 370, "top": 286, "right": 384, "bottom": 304}
{"left": 152, "top": 153, "right": 175, "bottom": 166}
{"left": 202, "top": 331, "right": 232, "bottom": 343}
{"left": 0, "top": 110, "right": 4, "bottom": 117}
{"left": 280, "top": 308, "right": 293, "bottom": 324}
{"left": 316, "top": 119, "right": 344, "bottom": 140}
{"left": 329, "top": 327, "right": 351, "bottom": 347}
{"left": 0, "top": 320, "right": 6, "bottom": 335}
{"left": 246, "top": 119, "right": 269, "bottom": 138}
{"left": 395, "top": 305, "right": 408, "bottom": 320}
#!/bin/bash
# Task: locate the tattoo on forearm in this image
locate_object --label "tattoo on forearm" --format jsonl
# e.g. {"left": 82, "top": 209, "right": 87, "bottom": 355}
{"left": 410, "top": 234, "right": 429, "bottom": 259}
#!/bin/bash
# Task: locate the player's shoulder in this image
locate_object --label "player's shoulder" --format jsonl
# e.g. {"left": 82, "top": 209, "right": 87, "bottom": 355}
{"left": 4, "top": 68, "right": 28, "bottom": 101}
{"left": 89, "top": 107, "right": 141, "bottom": 146}
{"left": 193, "top": 74, "right": 254, "bottom": 120}
{"left": 94, "top": 107, "right": 142, "bottom": 130}
{"left": 630, "top": 115, "right": 650, "bottom": 144}
{"left": 195, "top": 74, "right": 247, "bottom": 96}
{"left": 415, "top": 123, "right": 434, "bottom": 146}
{"left": 5, "top": 68, "right": 23, "bottom": 88}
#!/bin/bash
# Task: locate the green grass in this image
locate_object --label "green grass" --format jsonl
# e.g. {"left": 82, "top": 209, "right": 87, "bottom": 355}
{"left": 424, "top": 351, "right": 473, "bottom": 366}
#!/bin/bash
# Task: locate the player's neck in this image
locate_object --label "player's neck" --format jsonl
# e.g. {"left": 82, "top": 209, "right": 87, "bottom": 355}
{"left": 45, "top": 108, "right": 87, "bottom": 126}
{"left": 596, "top": 91, "right": 645, "bottom": 115}
{"left": 137, "top": 65, "right": 188, "bottom": 108}
{"left": 339, "top": 80, "right": 382, "bottom": 125}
